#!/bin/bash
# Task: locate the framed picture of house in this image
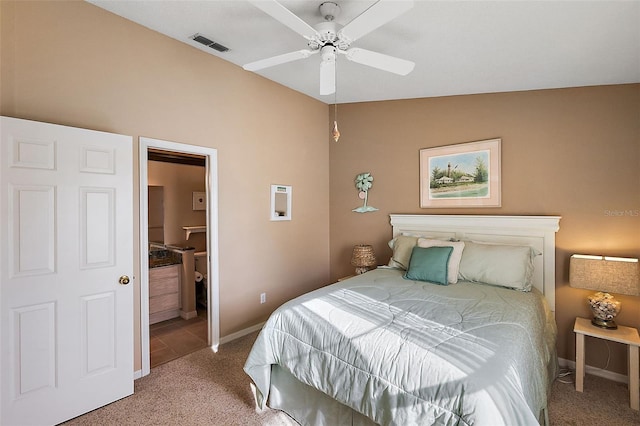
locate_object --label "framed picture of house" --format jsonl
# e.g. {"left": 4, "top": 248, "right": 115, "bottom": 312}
{"left": 420, "top": 138, "right": 501, "bottom": 208}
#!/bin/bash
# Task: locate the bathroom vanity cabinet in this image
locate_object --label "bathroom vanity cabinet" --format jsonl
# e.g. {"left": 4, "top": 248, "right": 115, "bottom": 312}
{"left": 149, "top": 264, "right": 181, "bottom": 324}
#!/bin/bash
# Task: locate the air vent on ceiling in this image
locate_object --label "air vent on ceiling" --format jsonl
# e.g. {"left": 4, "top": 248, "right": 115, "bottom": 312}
{"left": 191, "top": 33, "right": 229, "bottom": 52}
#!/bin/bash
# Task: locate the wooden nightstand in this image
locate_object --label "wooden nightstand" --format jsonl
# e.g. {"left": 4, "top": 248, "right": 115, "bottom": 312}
{"left": 574, "top": 317, "right": 640, "bottom": 410}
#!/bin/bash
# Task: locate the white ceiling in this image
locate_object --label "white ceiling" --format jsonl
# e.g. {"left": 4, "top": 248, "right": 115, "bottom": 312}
{"left": 89, "top": 0, "right": 640, "bottom": 104}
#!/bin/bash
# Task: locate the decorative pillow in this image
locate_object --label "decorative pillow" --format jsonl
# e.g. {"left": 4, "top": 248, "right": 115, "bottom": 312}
{"left": 458, "top": 241, "right": 539, "bottom": 291}
{"left": 387, "top": 235, "right": 420, "bottom": 270}
{"left": 417, "top": 238, "right": 465, "bottom": 284}
{"left": 404, "top": 246, "right": 453, "bottom": 285}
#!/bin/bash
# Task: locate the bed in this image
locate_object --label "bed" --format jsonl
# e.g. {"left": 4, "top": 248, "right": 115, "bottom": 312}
{"left": 245, "top": 214, "right": 561, "bottom": 425}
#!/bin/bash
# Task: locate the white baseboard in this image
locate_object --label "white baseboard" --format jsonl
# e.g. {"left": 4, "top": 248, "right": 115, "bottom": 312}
{"left": 134, "top": 369, "right": 143, "bottom": 380}
{"left": 558, "top": 357, "right": 629, "bottom": 384}
{"left": 220, "top": 322, "right": 265, "bottom": 345}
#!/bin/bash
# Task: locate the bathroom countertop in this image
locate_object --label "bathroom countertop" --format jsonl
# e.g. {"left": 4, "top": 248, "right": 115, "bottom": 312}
{"left": 149, "top": 248, "right": 182, "bottom": 268}
{"left": 149, "top": 258, "right": 181, "bottom": 268}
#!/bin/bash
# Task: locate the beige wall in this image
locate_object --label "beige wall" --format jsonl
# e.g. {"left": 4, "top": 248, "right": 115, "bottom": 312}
{"left": 1, "top": 1, "right": 331, "bottom": 372}
{"left": 148, "top": 161, "right": 207, "bottom": 252}
{"left": 2, "top": 1, "right": 638, "bottom": 380}
{"left": 329, "top": 85, "right": 640, "bottom": 376}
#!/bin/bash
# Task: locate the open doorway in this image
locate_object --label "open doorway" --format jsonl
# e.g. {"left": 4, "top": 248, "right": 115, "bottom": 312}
{"left": 139, "top": 137, "right": 219, "bottom": 377}
{"left": 147, "top": 150, "right": 207, "bottom": 367}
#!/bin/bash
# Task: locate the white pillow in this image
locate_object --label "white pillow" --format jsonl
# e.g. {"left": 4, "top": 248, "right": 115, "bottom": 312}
{"left": 458, "top": 241, "right": 539, "bottom": 291}
{"left": 417, "top": 238, "right": 465, "bottom": 284}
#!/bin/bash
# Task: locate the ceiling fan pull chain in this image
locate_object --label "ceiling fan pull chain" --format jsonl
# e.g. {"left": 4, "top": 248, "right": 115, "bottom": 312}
{"left": 332, "top": 56, "right": 340, "bottom": 142}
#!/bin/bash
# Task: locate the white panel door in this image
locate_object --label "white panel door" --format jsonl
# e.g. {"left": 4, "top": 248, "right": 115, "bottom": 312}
{"left": 0, "top": 116, "right": 134, "bottom": 425}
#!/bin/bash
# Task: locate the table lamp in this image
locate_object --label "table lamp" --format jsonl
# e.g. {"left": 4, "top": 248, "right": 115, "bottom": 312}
{"left": 569, "top": 254, "right": 640, "bottom": 329}
{"left": 351, "top": 245, "right": 377, "bottom": 274}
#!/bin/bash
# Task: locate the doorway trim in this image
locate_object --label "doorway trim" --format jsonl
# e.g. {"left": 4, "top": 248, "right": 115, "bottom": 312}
{"left": 139, "top": 137, "right": 220, "bottom": 377}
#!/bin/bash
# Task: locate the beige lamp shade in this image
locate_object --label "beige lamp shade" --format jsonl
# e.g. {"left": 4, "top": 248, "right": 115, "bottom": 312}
{"left": 569, "top": 254, "right": 639, "bottom": 329}
{"left": 351, "top": 245, "right": 377, "bottom": 274}
{"left": 569, "top": 255, "right": 640, "bottom": 296}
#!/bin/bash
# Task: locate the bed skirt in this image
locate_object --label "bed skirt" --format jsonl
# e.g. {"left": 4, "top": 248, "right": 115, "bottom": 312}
{"left": 267, "top": 363, "right": 553, "bottom": 426}
{"left": 269, "top": 365, "right": 378, "bottom": 426}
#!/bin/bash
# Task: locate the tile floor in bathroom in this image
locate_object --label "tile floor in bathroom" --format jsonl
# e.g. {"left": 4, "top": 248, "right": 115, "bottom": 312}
{"left": 150, "top": 309, "right": 208, "bottom": 368}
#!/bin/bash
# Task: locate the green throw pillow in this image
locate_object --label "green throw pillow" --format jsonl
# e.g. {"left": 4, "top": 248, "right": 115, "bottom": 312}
{"left": 404, "top": 246, "right": 453, "bottom": 285}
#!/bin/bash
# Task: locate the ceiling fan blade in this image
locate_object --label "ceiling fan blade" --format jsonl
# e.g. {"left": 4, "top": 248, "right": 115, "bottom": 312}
{"left": 243, "top": 49, "right": 317, "bottom": 71}
{"left": 319, "top": 59, "right": 336, "bottom": 96}
{"left": 345, "top": 48, "right": 415, "bottom": 75}
{"left": 249, "top": 0, "right": 319, "bottom": 40}
{"left": 339, "top": 0, "right": 414, "bottom": 43}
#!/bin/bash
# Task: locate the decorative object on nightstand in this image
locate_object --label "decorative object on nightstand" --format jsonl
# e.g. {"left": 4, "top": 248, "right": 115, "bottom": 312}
{"left": 352, "top": 172, "right": 378, "bottom": 213}
{"left": 569, "top": 254, "right": 640, "bottom": 329}
{"left": 351, "top": 245, "right": 376, "bottom": 274}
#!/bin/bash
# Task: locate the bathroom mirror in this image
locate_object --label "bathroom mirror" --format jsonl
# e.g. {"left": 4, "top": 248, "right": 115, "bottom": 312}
{"left": 270, "top": 184, "right": 292, "bottom": 221}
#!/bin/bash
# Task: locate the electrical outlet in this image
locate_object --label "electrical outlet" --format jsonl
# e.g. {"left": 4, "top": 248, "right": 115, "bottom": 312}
{"left": 260, "top": 292, "right": 266, "bottom": 304}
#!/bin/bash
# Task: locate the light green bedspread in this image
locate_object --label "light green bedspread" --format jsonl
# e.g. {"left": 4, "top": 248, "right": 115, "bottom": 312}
{"left": 245, "top": 268, "right": 557, "bottom": 425}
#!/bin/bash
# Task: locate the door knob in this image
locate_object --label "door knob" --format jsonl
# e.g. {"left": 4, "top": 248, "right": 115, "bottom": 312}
{"left": 119, "top": 275, "right": 131, "bottom": 285}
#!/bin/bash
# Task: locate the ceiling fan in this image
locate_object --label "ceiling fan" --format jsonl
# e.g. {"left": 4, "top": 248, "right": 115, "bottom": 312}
{"left": 243, "top": 0, "right": 415, "bottom": 96}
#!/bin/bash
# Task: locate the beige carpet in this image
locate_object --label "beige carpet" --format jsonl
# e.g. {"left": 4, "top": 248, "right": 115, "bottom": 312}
{"left": 65, "top": 331, "right": 640, "bottom": 426}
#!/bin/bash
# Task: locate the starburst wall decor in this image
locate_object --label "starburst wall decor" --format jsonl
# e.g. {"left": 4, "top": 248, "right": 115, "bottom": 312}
{"left": 353, "top": 172, "right": 378, "bottom": 213}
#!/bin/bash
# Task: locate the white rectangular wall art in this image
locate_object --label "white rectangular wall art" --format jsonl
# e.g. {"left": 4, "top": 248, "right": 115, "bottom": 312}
{"left": 270, "top": 185, "right": 292, "bottom": 221}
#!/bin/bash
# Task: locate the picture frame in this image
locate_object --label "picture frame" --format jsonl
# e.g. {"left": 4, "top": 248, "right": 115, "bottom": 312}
{"left": 420, "top": 138, "right": 501, "bottom": 208}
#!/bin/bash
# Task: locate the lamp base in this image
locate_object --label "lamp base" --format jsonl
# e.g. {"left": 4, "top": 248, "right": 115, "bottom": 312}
{"left": 591, "top": 317, "right": 618, "bottom": 329}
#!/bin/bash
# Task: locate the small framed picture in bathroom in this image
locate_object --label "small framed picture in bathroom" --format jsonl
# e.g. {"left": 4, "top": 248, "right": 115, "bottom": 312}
{"left": 192, "top": 191, "right": 206, "bottom": 211}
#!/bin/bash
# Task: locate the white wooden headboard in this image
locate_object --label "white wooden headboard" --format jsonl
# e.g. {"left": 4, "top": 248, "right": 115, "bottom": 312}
{"left": 390, "top": 215, "right": 561, "bottom": 312}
